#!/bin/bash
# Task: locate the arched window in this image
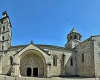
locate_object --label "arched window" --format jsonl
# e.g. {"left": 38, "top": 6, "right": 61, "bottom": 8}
{"left": 2, "top": 46, "right": 4, "bottom": 50}
{"left": 79, "top": 37, "right": 81, "bottom": 40}
{"left": 62, "top": 54, "right": 65, "bottom": 66}
{"left": 70, "top": 58, "right": 73, "bottom": 66}
{"left": 8, "top": 27, "right": 10, "bottom": 31}
{"left": 1, "top": 20, "right": 3, "bottom": 24}
{"left": 3, "top": 26, "right": 5, "bottom": 31}
{"left": 2, "top": 36, "right": 4, "bottom": 40}
{"left": 0, "top": 27, "right": 1, "bottom": 33}
{"left": 98, "top": 52, "right": 100, "bottom": 61}
{"left": 53, "top": 55, "right": 57, "bottom": 66}
{"left": 82, "top": 53, "right": 84, "bottom": 63}
{"left": 68, "top": 44, "right": 70, "bottom": 49}
{"left": 70, "top": 36, "right": 72, "bottom": 40}
{"left": 0, "top": 56, "right": 1, "bottom": 63}
{"left": 10, "top": 56, "right": 13, "bottom": 65}
{"left": 74, "top": 35, "right": 77, "bottom": 39}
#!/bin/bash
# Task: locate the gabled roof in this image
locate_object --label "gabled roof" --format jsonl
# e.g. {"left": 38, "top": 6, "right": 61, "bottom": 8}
{"left": 8, "top": 43, "right": 73, "bottom": 54}
{"left": 13, "top": 43, "right": 51, "bottom": 56}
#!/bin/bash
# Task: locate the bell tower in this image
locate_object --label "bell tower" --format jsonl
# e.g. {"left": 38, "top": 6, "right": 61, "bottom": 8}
{"left": 65, "top": 28, "right": 82, "bottom": 49}
{"left": 0, "top": 11, "right": 12, "bottom": 51}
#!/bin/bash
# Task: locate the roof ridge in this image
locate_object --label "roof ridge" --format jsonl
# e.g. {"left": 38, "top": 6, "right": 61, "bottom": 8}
{"left": 36, "top": 44, "right": 64, "bottom": 48}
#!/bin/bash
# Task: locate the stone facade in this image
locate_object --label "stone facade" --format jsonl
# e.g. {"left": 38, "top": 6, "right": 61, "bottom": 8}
{"left": 0, "top": 11, "right": 100, "bottom": 78}
{"left": 76, "top": 38, "right": 94, "bottom": 77}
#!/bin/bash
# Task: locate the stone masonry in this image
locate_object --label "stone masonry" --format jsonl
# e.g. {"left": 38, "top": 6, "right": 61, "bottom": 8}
{"left": 0, "top": 11, "right": 100, "bottom": 78}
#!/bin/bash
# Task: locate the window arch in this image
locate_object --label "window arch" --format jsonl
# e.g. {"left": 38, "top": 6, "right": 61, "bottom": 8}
{"left": 8, "top": 27, "right": 10, "bottom": 31}
{"left": 2, "top": 36, "right": 4, "bottom": 40}
{"left": 2, "top": 46, "right": 4, "bottom": 50}
{"left": 70, "top": 36, "right": 72, "bottom": 40}
{"left": 0, "top": 56, "right": 1, "bottom": 63}
{"left": 1, "top": 20, "right": 3, "bottom": 24}
{"left": 62, "top": 54, "right": 65, "bottom": 66}
{"left": 98, "top": 52, "right": 100, "bottom": 61}
{"left": 3, "top": 26, "right": 5, "bottom": 31}
{"left": 74, "top": 35, "right": 77, "bottom": 39}
{"left": 70, "top": 58, "right": 73, "bottom": 66}
{"left": 68, "top": 44, "right": 70, "bottom": 48}
{"left": 10, "top": 56, "right": 13, "bottom": 65}
{"left": 82, "top": 53, "right": 84, "bottom": 63}
{"left": 79, "top": 36, "right": 81, "bottom": 40}
{"left": 0, "top": 27, "right": 1, "bottom": 33}
{"left": 53, "top": 55, "right": 57, "bottom": 66}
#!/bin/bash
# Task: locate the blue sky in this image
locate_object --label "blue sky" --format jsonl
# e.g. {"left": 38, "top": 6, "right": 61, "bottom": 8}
{"left": 0, "top": 0, "right": 100, "bottom": 47}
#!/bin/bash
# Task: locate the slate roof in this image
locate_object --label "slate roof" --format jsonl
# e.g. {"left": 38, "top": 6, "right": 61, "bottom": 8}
{"left": 8, "top": 44, "right": 71, "bottom": 52}
{"left": 36, "top": 44, "right": 67, "bottom": 50}
{"left": 70, "top": 27, "right": 79, "bottom": 34}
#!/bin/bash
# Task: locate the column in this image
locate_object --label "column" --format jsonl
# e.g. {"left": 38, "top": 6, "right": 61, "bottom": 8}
{"left": 46, "top": 62, "right": 51, "bottom": 78}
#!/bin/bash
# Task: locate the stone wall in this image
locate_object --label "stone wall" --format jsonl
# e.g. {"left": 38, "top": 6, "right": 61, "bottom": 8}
{"left": 44, "top": 48, "right": 76, "bottom": 77}
{"left": 2, "top": 50, "right": 16, "bottom": 75}
{"left": 65, "top": 51, "right": 76, "bottom": 76}
{"left": 43, "top": 49, "right": 64, "bottom": 76}
{"left": 1, "top": 40, "right": 96, "bottom": 78}
{"left": 76, "top": 38, "right": 94, "bottom": 77}
{"left": 92, "top": 36, "right": 100, "bottom": 77}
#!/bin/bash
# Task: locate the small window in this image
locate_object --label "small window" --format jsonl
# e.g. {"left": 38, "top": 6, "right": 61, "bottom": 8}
{"left": 62, "top": 54, "right": 65, "bottom": 66}
{"left": 79, "top": 37, "right": 81, "bottom": 40}
{"left": 0, "top": 56, "right": 1, "bottom": 63}
{"left": 1, "top": 20, "right": 3, "bottom": 24}
{"left": 8, "top": 27, "right": 10, "bottom": 31}
{"left": 70, "top": 36, "right": 72, "bottom": 40}
{"left": 2, "top": 36, "right": 4, "bottom": 40}
{"left": 74, "top": 35, "right": 77, "bottom": 39}
{"left": 70, "top": 58, "right": 73, "bottom": 66}
{"left": 3, "top": 26, "right": 5, "bottom": 31}
{"left": 68, "top": 44, "right": 70, "bottom": 47}
{"left": 2, "top": 46, "right": 4, "bottom": 50}
{"left": 98, "top": 52, "right": 100, "bottom": 61}
{"left": 53, "top": 55, "right": 57, "bottom": 66}
{"left": 82, "top": 53, "right": 84, "bottom": 63}
{"left": 0, "top": 27, "right": 1, "bottom": 33}
{"left": 10, "top": 56, "right": 13, "bottom": 65}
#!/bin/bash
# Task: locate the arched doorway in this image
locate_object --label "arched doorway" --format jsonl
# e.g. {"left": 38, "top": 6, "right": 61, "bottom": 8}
{"left": 20, "top": 50, "right": 46, "bottom": 77}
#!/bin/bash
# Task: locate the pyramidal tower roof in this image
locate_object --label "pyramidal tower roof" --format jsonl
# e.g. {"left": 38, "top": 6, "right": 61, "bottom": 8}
{"left": 70, "top": 27, "right": 79, "bottom": 33}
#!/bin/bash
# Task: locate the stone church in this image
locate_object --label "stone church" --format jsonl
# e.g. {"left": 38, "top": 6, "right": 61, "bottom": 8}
{"left": 0, "top": 11, "right": 100, "bottom": 78}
